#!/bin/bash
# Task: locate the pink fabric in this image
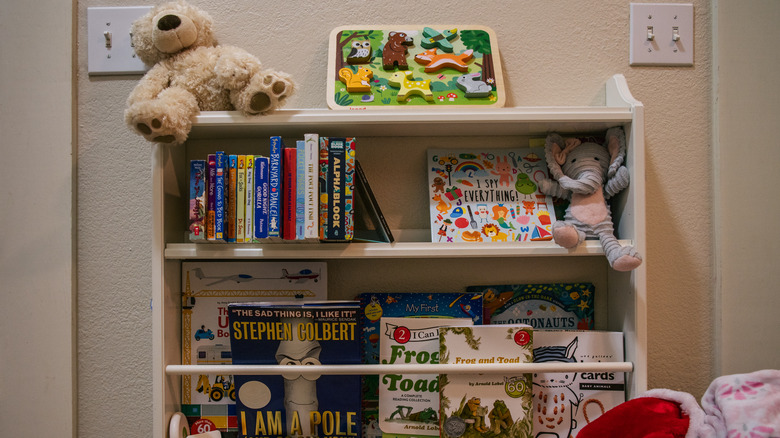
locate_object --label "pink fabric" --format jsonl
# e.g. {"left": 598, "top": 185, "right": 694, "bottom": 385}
{"left": 701, "top": 369, "right": 780, "bottom": 438}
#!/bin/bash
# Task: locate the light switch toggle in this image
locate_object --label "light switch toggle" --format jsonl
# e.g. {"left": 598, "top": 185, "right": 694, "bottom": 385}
{"left": 646, "top": 26, "right": 655, "bottom": 41}
{"left": 672, "top": 26, "right": 680, "bottom": 41}
{"left": 104, "top": 31, "right": 112, "bottom": 49}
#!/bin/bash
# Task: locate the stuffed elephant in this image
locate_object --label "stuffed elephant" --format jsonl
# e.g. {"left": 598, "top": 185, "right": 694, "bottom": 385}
{"left": 538, "top": 127, "right": 642, "bottom": 271}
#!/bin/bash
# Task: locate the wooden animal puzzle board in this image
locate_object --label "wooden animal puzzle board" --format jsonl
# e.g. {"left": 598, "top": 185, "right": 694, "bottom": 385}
{"left": 327, "top": 25, "right": 505, "bottom": 110}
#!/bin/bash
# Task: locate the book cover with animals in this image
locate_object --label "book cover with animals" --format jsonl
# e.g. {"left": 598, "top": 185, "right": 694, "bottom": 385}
{"left": 378, "top": 317, "right": 473, "bottom": 438}
{"left": 427, "top": 148, "right": 556, "bottom": 243}
{"left": 189, "top": 159, "right": 207, "bottom": 241}
{"left": 469, "top": 283, "right": 595, "bottom": 329}
{"left": 327, "top": 26, "right": 505, "bottom": 109}
{"left": 439, "top": 325, "right": 534, "bottom": 438}
{"left": 358, "top": 293, "right": 483, "bottom": 438}
{"left": 228, "top": 301, "right": 362, "bottom": 438}
{"left": 180, "top": 261, "right": 327, "bottom": 435}
{"left": 532, "top": 330, "right": 625, "bottom": 437}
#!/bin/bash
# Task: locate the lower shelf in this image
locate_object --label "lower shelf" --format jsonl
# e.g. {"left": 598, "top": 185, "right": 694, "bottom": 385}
{"left": 166, "top": 362, "right": 634, "bottom": 376}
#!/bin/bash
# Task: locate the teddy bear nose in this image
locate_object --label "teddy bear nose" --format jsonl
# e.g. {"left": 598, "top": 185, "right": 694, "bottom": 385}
{"left": 157, "top": 14, "right": 181, "bottom": 31}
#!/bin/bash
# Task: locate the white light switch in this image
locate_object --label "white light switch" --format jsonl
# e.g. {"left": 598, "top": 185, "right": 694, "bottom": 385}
{"left": 630, "top": 3, "right": 694, "bottom": 66}
{"left": 87, "top": 6, "right": 152, "bottom": 75}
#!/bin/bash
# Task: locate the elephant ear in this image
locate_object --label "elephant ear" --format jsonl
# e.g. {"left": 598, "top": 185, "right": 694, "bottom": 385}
{"left": 605, "top": 127, "right": 627, "bottom": 178}
{"left": 544, "top": 133, "right": 566, "bottom": 180}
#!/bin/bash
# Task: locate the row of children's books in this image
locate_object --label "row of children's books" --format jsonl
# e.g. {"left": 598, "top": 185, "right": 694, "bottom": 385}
{"left": 179, "top": 262, "right": 619, "bottom": 438}
{"left": 189, "top": 135, "right": 370, "bottom": 243}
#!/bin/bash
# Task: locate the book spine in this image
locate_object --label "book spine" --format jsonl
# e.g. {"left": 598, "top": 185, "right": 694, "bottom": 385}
{"left": 244, "top": 156, "right": 254, "bottom": 242}
{"left": 227, "top": 154, "right": 237, "bottom": 243}
{"left": 268, "top": 136, "right": 283, "bottom": 239}
{"left": 304, "top": 133, "right": 319, "bottom": 241}
{"left": 282, "top": 146, "right": 297, "bottom": 240}
{"left": 188, "top": 160, "right": 206, "bottom": 241}
{"left": 328, "top": 138, "right": 347, "bottom": 240}
{"left": 214, "top": 151, "right": 226, "bottom": 241}
{"left": 206, "top": 154, "right": 216, "bottom": 241}
{"left": 296, "top": 140, "right": 306, "bottom": 240}
{"left": 254, "top": 156, "right": 269, "bottom": 240}
{"left": 344, "top": 138, "right": 356, "bottom": 241}
{"left": 236, "top": 155, "right": 246, "bottom": 243}
{"left": 318, "top": 137, "right": 329, "bottom": 240}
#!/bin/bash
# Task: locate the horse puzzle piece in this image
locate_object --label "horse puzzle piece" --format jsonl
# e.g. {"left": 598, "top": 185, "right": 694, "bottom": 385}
{"left": 382, "top": 31, "right": 414, "bottom": 70}
{"left": 339, "top": 67, "right": 373, "bottom": 93}
{"left": 414, "top": 48, "right": 474, "bottom": 73}
{"left": 456, "top": 72, "right": 492, "bottom": 98}
{"left": 388, "top": 70, "right": 433, "bottom": 102}
{"left": 421, "top": 27, "right": 458, "bottom": 52}
{"left": 346, "top": 40, "right": 372, "bottom": 64}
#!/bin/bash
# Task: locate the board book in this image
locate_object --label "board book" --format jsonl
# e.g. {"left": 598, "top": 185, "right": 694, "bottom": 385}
{"left": 358, "top": 293, "right": 483, "bottom": 438}
{"left": 328, "top": 26, "right": 505, "bottom": 110}
{"left": 532, "top": 330, "right": 625, "bottom": 437}
{"left": 378, "top": 317, "right": 473, "bottom": 438}
{"left": 228, "top": 301, "right": 361, "bottom": 438}
{"left": 180, "top": 261, "right": 327, "bottom": 435}
{"left": 468, "top": 283, "right": 595, "bottom": 329}
{"left": 439, "top": 324, "right": 534, "bottom": 438}
{"left": 427, "top": 148, "right": 556, "bottom": 243}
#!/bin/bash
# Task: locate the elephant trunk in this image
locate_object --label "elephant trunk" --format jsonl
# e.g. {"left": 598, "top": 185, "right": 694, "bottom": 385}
{"left": 559, "top": 169, "right": 604, "bottom": 194}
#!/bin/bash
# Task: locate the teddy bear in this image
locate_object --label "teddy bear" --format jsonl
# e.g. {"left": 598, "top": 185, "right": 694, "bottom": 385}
{"left": 125, "top": 0, "right": 294, "bottom": 145}
{"left": 537, "top": 127, "right": 642, "bottom": 271}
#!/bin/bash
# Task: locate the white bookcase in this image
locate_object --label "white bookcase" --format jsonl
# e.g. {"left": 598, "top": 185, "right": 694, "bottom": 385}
{"left": 152, "top": 74, "right": 646, "bottom": 437}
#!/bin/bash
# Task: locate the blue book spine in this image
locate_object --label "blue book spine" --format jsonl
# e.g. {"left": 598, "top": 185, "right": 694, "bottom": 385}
{"left": 254, "top": 156, "right": 269, "bottom": 239}
{"left": 295, "top": 140, "right": 306, "bottom": 240}
{"left": 268, "top": 136, "right": 283, "bottom": 238}
{"left": 214, "top": 151, "right": 226, "bottom": 241}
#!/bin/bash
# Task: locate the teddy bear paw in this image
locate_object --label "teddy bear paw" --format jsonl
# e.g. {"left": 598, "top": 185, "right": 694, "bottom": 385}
{"left": 238, "top": 70, "right": 294, "bottom": 115}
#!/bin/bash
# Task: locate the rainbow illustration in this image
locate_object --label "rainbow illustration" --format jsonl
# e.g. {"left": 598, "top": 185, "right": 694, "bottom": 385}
{"left": 454, "top": 161, "right": 485, "bottom": 174}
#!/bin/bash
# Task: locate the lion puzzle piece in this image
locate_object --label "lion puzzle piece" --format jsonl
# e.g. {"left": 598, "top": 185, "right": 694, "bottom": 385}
{"left": 421, "top": 27, "right": 458, "bottom": 52}
{"left": 339, "top": 66, "right": 373, "bottom": 93}
{"left": 388, "top": 70, "right": 433, "bottom": 102}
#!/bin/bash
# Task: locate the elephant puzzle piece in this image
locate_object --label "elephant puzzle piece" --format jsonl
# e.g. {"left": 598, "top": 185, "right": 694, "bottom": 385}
{"left": 382, "top": 31, "right": 414, "bottom": 70}
{"left": 339, "top": 67, "right": 373, "bottom": 93}
{"left": 388, "top": 70, "right": 433, "bottom": 102}
{"left": 456, "top": 72, "right": 492, "bottom": 98}
{"left": 421, "top": 27, "right": 458, "bottom": 52}
{"left": 414, "top": 48, "right": 474, "bottom": 73}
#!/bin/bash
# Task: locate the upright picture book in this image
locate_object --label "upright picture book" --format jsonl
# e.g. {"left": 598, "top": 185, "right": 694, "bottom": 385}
{"left": 378, "top": 317, "right": 473, "bottom": 438}
{"left": 427, "top": 148, "right": 556, "bottom": 243}
{"left": 180, "top": 261, "right": 327, "bottom": 435}
{"left": 358, "top": 292, "right": 483, "bottom": 438}
{"left": 228, "top": 301, "right": 362, "bottom": 438}
{"left": 469, "top": 283, "right": 595, "bottom": 329}
{"left": 439, "top": 324, "right": 534, "bottom": 438}
{"left": 319, "top": 137, "right": 356, "bottom": 241}
{"left": 532, "top": 330, "right": 625, "bottom": 437}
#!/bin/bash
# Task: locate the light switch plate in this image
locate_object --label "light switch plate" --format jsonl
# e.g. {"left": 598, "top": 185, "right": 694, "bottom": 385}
{"left": 87, "top": 6, "right": 152, "bottom": 75}
{"left": 630, "top": 3, "right": 694, "bottom": 66}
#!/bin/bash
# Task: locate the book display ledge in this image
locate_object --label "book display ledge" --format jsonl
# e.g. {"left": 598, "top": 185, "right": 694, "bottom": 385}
{"left": 152, "top": 74, "right": 647, "bottom": 437}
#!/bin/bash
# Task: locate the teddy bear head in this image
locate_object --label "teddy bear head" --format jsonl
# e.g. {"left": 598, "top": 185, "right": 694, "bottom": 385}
{"left": 130, "top": 0, "right": 217, "bottom": 66}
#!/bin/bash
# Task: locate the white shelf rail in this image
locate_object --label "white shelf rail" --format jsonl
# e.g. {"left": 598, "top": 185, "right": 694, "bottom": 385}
{"left": 166, "top": 362, "right": 634, "bottom": 376}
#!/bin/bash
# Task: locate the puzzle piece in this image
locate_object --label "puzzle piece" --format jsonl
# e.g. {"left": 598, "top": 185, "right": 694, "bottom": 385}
{"left": 421, "top": 27, "right": 458, "bottom": 52}
{"left": 414, "top": 48, "right": 474, "bottom": 73}
{"left": 346, "top": 40, "right": 372, "bottom": 64}
{"left": 382, "top": 31, "right": 413, "bottom": 70}
{"left": 456, "top": 72, "right": 492, "bottom": 98}
{"left": 339, "top": 67, "right": 373, "bottom": 93}
{"left": 388, "top": 70, "right": 433, "bottom": 102}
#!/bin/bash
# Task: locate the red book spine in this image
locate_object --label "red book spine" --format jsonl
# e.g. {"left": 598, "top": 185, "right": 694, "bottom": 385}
{"left": 282, "top": 147, "right": 297, "bottom": 240}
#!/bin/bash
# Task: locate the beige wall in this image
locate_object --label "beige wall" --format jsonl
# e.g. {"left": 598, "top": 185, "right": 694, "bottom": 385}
{"left": 715, "top": 1, "right": 780, "bottom": 374}
{"left": 0, "top": 0, "right": 771, "bottom": 436}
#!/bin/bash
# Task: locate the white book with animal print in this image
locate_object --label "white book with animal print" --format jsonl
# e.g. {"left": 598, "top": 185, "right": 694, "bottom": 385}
{"left": 532, "top": 330, "right": 625, "bottom": 437}
{"left": 427, "top": 148, "right": 556, "bottom": 243}
{"left": 439, "top": 324, "right": 534, "bottom": 438}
